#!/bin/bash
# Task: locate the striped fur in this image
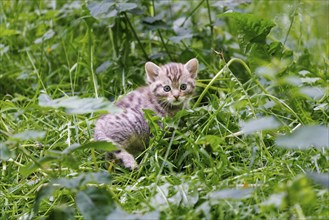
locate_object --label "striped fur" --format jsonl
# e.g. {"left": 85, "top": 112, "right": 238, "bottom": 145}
{"left": 94, "top": 58, "right": 198, "bottom": 169}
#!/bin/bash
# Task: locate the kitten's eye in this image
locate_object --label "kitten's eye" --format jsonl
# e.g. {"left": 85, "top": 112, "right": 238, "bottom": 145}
{"left": 163, "top": 85, "right": 171, "bottom": 92}
{"left": 180, "top": 84, "right": 187, "bottom": 90}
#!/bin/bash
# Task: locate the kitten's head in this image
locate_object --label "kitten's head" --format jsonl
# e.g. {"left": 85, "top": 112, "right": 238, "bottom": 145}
{"left": 145, "top": 58, "right": 198, "bottom": 107}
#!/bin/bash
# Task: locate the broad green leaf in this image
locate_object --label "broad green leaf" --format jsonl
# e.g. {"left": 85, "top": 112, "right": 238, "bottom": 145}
{"left": 248, "top": 43, "right": 271, "bottom": 65}
{"left": 38, "top": 94, "right": 121, "bottom": 114}
{"left": 283, "top": 76, "right": 303, "bottom": 86}
{"left": 34, "top": 173, "right": 112, "bottom": 217}
{"left": 220, "top": 12, "right": 275, "bottom": 51}
{"left": 87, "top": 1, "right": 115, "bottom": 19}
{"left": 261, "top": 192, "right": 286, "bottom": 208}
{"left": 299, "top": 86, "right": 325, "bottom": 100}
{"left": 276, "top": 125, "right": 329, "bottom": 149}
{"left": 34, "top": 29, "right": 55, "bottom": 44}
{"left": 87, "top": 1, "right": 117, "bottom": 27}
{"left": 306, "top": 172, "right": 329, "bottom": 189}
{"left": 34, "top": 185, "right": 56, "bottom": 213}
{"left": 150, "top": 183, "right": 171, "bottom": 207}
{"left": 54, "top": 174, "right": 87, "bottom": 189}
{"left": 142, "top": 14, "right": 163, "bottom": 23}
{"left": 150, "top": 183, "right": 198, "bottom": 208}
{"left": 54, "top": 172, "right": 111, "bottom": 189}
{"left": 170, "top": 34, "right": 194, "bottom": 43}
{"left": 239, "top": 116, "right": 281, "bottom": 135}
{"left": 301, "top": 77, "right": 321, "bottom": 84}
{"left": 21, "top": 142, "right": 114, "bottom": 176}
{"left": 195, "top": 201, "right": 211, "bottom": 220}
{"left": 96, "top": 61, "right": 112, "bottom": 74}
{"left": 0, "top": 28, "right": 20, "bottom": 37}
{"left": 80, "top": 172, "right": 112, "bottom": 186}
{"left": 12, "top": 130, "right": 46, "bottom": 141}
{"left": 0, "top": 44, "right": 9, "bottom": 55}
{"left": 268, "top": 42, "right": 284, "bottom": 57}
{"left": 0, "top": 142, "right": 15, "bottom": 160}
{"left": 87, "top": 2, "right": 137, "bottom": 22}
{"left": 169, "top": 183, "right": 198, "bottom": 207}
{"left": 116, "top": 3, "right": 137, "bottom": 13}
{"left": 62, "top": 141, "right": 118, "bottom": 154}
{"left": 46, "top": 206, "right": 75, "bottom": 220}
{"left": 197, "top": 135, "right": 224, "bottom": 151}
{"left": 76, "top": 187, "right": 115, "bottom": 220}
{"left": 142, "top": 15, "right": 169, "bottom": 30}
{"left": 299, "top": 70, "right": 311, "bottom": 76}
{"left": 255, "top": 59, "right": 291, "bottom": 80}
{"left": 314, "top": 103, "right": 328, "bottom": 111}
{"left": 287, "top": 175, "right": 316, "bottom": 210}
{"left": 20, "top": 156, "right": 57, "bottom": 177}
{"left": 208, "top": 188, "right": 254, "bottom": 200}
{"left": 107, "top": 208, "right": 160, "bottom": 220}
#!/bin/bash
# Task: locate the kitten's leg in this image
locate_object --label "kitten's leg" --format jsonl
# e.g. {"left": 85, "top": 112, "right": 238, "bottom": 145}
{"left": 95, "top": 112, "right": 141, "bottom": 170}
{"left": 96, "top": 136, "right": 138, "bottom": 170}
{"left": 113, "top": 150, "right": 138, "bottom": 170}
{"left": 98, "top": 137, "right": 138, "bottom": 170}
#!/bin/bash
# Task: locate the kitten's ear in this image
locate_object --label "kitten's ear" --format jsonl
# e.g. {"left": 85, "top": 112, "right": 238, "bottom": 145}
{"left": 184, "top": 58, "right": 199, "bottom": 78}
{"left": 145, "top": 62, "right": 160, "bottom": 83}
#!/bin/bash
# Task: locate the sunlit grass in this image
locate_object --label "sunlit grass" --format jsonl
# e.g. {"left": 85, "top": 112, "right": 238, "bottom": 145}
{"left": 0, "top": 0, "right": 328, "bottom": 219}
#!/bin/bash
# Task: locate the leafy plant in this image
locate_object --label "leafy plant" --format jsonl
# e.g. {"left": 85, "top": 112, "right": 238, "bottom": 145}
{"left": 0, "top": 0, "right": 328, "bottom": 219}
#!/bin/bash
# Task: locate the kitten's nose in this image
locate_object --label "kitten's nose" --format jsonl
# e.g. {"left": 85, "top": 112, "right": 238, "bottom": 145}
{"left": 174, "top": 95, "right": 179, "bottom": 100}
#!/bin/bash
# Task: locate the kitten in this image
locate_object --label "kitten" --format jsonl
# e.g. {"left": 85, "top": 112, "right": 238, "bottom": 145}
{"left": 94, "top": 58, "right": 199, "bottom": 169}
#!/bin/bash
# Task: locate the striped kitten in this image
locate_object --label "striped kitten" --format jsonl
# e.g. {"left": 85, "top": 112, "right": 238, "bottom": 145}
{"left": 94, "top": 58, "right": 198, "bottom": 169}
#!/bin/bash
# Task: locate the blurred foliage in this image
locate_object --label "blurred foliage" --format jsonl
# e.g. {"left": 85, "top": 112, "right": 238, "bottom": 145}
{"left": 0, "top": 0, "right": 328, "bottom": 219}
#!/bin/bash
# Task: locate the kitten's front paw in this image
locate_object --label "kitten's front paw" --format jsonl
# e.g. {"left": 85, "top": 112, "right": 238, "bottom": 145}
{"left": 114, "top": 150, "right": 139, "bottom": 170}
{"left": 123, "top": 159, "right": 139, "bottom": 170}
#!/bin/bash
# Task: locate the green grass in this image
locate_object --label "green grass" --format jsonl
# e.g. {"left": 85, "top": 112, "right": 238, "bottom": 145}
{"left": 0, "top": 0, "right": 328, "bottom": 219}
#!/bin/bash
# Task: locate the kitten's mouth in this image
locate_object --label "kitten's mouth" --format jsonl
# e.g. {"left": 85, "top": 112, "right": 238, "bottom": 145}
{"left": 170, "top": 100, "right": 184, "bottom": 106}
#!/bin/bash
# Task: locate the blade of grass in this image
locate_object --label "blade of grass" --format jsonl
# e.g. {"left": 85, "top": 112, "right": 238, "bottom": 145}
{"left": 123, "top": 12, "right": 148, "bottom": 60}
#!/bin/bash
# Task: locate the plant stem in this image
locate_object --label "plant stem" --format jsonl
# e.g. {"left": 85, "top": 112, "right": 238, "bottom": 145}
{"left": 27, "top": 51, "right": 46, "bottom": 93}
{"left": 193, "top": 57, "right": 303, "bottom": 123}
{"left": 206, "top": 0, "right": 213, "bottom": 46}
{"left": 284, "top": 2, "right": 298, "bottom": 45}
{"left": 193, "top": 58, "right": 245, "bottom": 108}
{"left": 154, "top": 130, "right": 176, "bottom": 187}
{"left": 91, "top": 148, "right": 99, "bottom": 171}
{"left": 157, "top": 30, "right": 173, "bottom": 61}
{"left": 123, "top": 12, "right": 148, "bottom": 60}
{"left": 181, "top": 0, "right": 205, "bottom": 27}
{"left": 88, "top": 28, "right": 98, "bottom": 99}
